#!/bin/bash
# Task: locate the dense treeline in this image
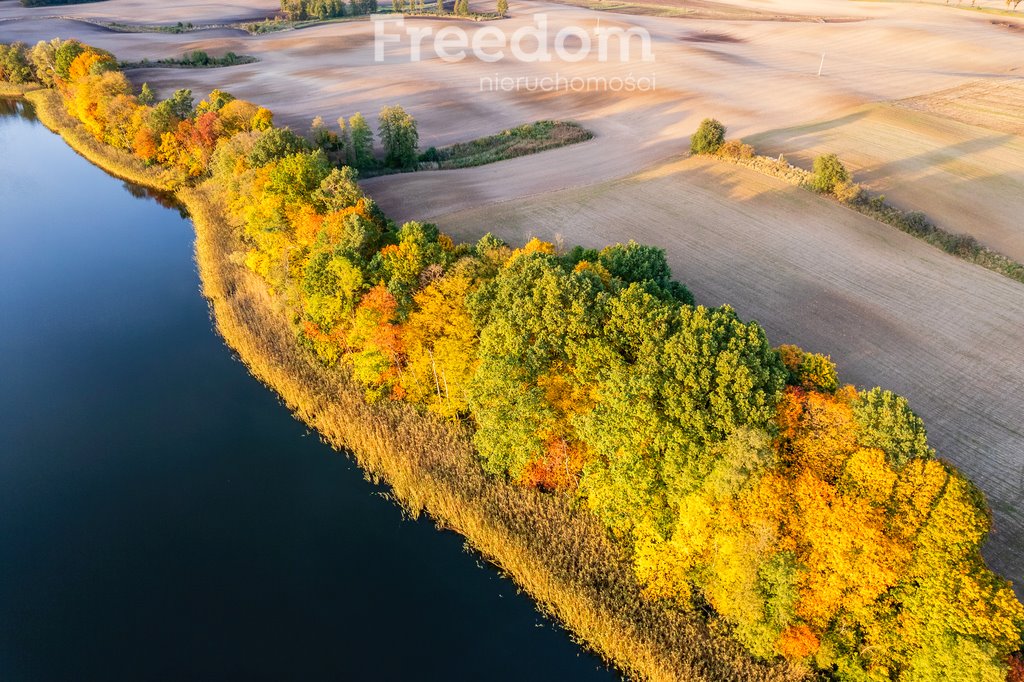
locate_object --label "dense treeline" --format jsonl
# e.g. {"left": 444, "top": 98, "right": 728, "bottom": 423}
{"left": 280, "top": 0, "right": 378, "bottom": 20}
{"left": 4, "top": 39, "right": 1023, "bottom": 681}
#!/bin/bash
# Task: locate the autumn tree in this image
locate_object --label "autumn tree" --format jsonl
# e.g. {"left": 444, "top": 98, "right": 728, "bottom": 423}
{"left": 811, "top": 153, "right": 849, "bottom": 194}
{"left": 401, "top": 267, "right": 480, "bottom": 417}
{"left": 370, "top": 220, "right": 452, "bottom": 308}
{"left": 248, "top": 126, "right": 309, "bottom": 167}
{"left": 53, "top": 39, "right": 84, "bottom": 80}
{"left": 348, "top": 112, "right": 374, "bottom": 168}
{"left": 378, "top": 104, "right": 419, "bottom": 169}
{"left": 332, "top": 116, "right": 351, "bottom": 163}
{"left": 690, "top": 117, "right": 725, "bottom": 155}
{"left": 596, "top": 240, "right": 693, "bottom": 304}
{"left": 0, "top": 42, "right": 34, "bottom": 84}
{"left": 852, "top": 386, "right": 933, "bottom": 467}
{"left": 267, "top": 149, "right": 331, "bottom": 207}
{"left": 28, "top": 39, "right": 64, "bottom": 87}
{"left": 347, "top": 285, "right": 405, "bottom": 399}
{"left": 468, "top": 252, "right": 606, "bottom": 480}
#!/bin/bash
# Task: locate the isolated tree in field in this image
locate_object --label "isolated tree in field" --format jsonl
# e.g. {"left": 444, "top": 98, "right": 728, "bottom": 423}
{"left": 689, "top": 118, "right": 725, "bottom": 155}
{"left": 810, "top": 153, "right": 849, "bottom": 193}
{"left": 497, "top": 0, "right": 508, "bottom": 15}
{"left": 348, "top": 112, "right": 374, "bottom": 168}
{"left": 378, "top": 105, "right": 419, "bottom": 169}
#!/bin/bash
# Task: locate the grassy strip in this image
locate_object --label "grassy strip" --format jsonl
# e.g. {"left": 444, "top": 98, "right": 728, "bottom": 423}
{"left": 549, "top": 0, "right": 699, "bottom": 18}
{"left": 426, "top": 120, "right": 594, "bottom": 170}
{"left": 102, "top": 20, "right": 256, "bottom": 34}
{"left": 712, "top": 146, "right": 1024, "bottom": 286}
{"left": 105, "top": 15, "right": 486, "bottom": 34}
{"left": 120, "top": 53, "right": 257, "bottom": 70}
{"left": 243, "top": 11, "right": 502, "bottom": 33}
{"left": 360, "top": 121, "right": 594, "bottom": 177}
{"left": 16, "top": 87, "right": 808, "bottom": 682}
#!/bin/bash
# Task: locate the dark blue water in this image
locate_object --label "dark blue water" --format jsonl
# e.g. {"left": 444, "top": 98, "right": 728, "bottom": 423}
{"left": 0, "top": 99, "right": 613, "bottom": 681}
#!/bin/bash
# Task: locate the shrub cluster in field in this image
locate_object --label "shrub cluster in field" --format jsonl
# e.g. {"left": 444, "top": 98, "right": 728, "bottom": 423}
{"left": 6, "top": 41, "right": 1024, "bottom": 681}
{"left": 419, "top": 121, "right": 593, "bottom": 169}
{"left": 280, "top": 0, "right": 378, "bottom": 20}
{"left": 691, "top": 117, "right": 1024, "bottom": 286}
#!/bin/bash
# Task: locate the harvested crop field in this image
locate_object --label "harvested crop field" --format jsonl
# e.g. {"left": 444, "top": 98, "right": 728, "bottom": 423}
{"left": 748, "top": 102, "right": 1024, "bottom": 263}
{"left": 550, "top": 0, "right": 864, "bottom": 21}
{"left": 900, "top": 79, "right": 1024, "bottom": 137}
{"left": 426, "top": 156, "right": 1024, "bottom": 594}
{"left": 0, "top": 0, "right": 278, "bottom": 26}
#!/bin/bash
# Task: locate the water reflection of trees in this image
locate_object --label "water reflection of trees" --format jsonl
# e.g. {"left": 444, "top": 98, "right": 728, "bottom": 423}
{"left": 1, "top": 98, "right": 188, "bottom": 217}
{"left": 120, "top": 181, "right": 189, "bottom": 218}
{"left": 0, "top": 97, "right": 38, "bottom": 121}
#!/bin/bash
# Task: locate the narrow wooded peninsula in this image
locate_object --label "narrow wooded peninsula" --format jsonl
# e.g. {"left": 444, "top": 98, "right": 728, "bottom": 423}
{"left": 2, "top": 38, "right": 1022, "bottom": 682}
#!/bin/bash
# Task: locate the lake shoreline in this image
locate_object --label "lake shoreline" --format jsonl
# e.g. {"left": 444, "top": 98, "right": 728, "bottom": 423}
{"left": 17, "top": 88, "right": 804, "bottom": 682}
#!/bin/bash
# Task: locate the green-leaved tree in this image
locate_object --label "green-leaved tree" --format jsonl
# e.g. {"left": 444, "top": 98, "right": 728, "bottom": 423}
{"left": 378, "top": 105, "right": 419, "bottom": 169}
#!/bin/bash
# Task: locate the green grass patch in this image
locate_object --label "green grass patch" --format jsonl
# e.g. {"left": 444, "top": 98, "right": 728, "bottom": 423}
{"left": 423, "top": 120, "right": 594, "bottom": 170}
{"left": 242, "top": 10, "right": 503, "bottom": 34}
{"left": 120, "top": 51, "right": 257, "bottom": 70}
{"left": 104, "top": 21, "right": 205, "bottom": 34}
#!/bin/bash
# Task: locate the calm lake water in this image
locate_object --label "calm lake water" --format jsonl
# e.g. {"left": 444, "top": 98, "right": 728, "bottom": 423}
{"left": 0, "top": 100, "right": 613, "bottom": 681}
